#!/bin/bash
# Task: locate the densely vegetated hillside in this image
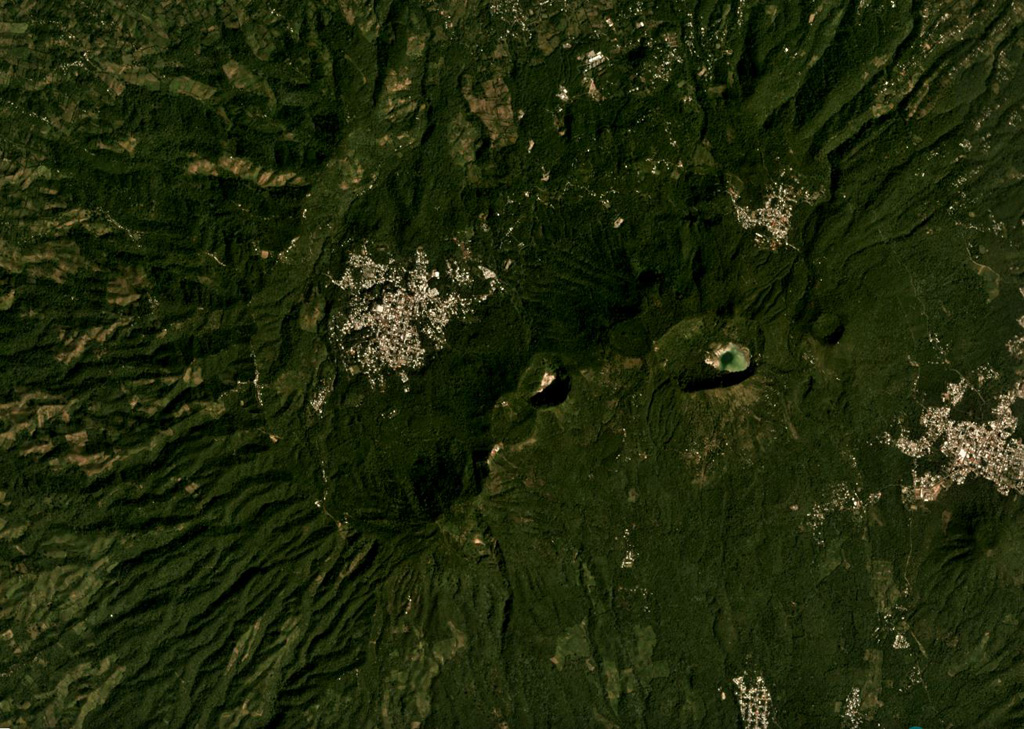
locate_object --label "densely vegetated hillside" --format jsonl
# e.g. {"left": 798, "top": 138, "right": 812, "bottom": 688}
{"left": 2, "top": 0, "right": 1024, "bottom": 726}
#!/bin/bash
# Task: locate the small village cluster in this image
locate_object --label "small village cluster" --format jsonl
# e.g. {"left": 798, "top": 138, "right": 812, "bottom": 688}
{"left": 329, "top": 247, "right": 500, "bottom": 388}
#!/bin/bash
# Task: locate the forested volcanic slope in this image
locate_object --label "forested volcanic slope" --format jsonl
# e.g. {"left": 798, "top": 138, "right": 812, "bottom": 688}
{"left": 1, "top": 0, "right": 1024, "bottom": 726}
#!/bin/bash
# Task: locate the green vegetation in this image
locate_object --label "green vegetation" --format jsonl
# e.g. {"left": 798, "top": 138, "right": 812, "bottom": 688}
{"left": 1, "top": 0, "right": 1024, "bottom": 727}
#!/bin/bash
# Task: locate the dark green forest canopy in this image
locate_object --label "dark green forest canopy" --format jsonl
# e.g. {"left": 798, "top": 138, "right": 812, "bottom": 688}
{"left": 1, "top": 0, "right": 1024, "bottom": 726}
